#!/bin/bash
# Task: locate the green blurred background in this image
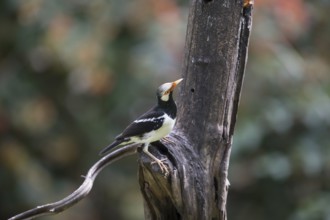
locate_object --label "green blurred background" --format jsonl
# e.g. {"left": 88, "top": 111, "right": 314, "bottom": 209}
{"left": 1, "top": 0, "right": 329, "bottom": 219}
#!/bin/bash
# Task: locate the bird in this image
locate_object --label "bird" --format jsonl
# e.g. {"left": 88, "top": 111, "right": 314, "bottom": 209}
{"left": 100, "top": 78, "right": 183, "bottom": 175}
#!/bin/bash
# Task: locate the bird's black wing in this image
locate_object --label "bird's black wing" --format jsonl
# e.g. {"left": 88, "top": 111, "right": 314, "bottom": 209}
{"left": 99, "top": 106, "right": 165, "bottom": 156}
{"left": 116, "top": 106, "right": 165, "bottom": 139}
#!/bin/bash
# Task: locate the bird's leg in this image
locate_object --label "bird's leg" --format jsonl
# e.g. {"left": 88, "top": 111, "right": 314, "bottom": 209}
{"left": 142, "top": 144, "right": 169, "bottom": 176}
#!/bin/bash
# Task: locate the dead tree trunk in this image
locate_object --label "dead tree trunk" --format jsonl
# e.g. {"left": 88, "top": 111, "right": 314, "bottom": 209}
{"left": 139, "top": 0, "right": 253, "bottom": 219}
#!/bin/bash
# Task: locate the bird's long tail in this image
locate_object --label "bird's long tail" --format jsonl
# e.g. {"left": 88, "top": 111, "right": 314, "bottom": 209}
{"left": 99, "top": 139, "right": 124, "bottom": 156}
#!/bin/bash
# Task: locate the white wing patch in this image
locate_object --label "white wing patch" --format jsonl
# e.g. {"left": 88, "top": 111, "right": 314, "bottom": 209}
{"left": 134, "top": 116, "right": 164, "bottom": 123}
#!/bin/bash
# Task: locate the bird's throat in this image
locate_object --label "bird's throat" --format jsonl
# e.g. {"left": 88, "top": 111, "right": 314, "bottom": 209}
{"left": 158, "top": 92, "right": 177, "bottom": 119}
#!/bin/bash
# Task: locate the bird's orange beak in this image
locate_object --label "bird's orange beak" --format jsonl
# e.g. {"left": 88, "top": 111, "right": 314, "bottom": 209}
{"left": 169, "top": 78, "right": 183, "bottom": 92}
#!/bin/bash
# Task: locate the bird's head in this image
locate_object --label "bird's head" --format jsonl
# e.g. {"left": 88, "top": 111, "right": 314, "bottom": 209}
{"left": 157, "top": 78, "right": 183, "bottom": 102}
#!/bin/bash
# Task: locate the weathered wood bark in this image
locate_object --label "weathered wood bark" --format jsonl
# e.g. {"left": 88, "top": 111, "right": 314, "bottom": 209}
{"left": 139, "top": 0, "right": 253, "bottom": 220}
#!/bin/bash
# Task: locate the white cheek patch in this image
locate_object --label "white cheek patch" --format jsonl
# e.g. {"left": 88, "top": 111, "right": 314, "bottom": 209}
{"left": 161, "top": 93, "right": 169, "bottom": 101}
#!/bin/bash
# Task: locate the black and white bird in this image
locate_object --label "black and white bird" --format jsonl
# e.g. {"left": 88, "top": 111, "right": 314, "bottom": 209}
{"left": 100, "top": 78, "right": 183, "bottom": 174}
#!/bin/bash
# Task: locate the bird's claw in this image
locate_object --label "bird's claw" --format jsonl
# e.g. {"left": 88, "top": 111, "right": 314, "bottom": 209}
{"left": 151, "top": 158, "right": 169, "bottom": 177}
{"left": 162, "top": 136, "right": 175, "bottom": 145}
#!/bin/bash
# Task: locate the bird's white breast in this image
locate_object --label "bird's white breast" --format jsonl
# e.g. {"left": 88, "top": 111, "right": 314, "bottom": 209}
{"left": 143, "top": 114, "right": 175, "bottom": 143}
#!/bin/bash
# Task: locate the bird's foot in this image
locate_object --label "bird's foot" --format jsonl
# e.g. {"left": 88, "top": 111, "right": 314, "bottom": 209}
{"left": 151, "top": 158, "right": 169, "bottom": 177}
{"left": 143, "top": 147, "right": 170, "bottom": 177}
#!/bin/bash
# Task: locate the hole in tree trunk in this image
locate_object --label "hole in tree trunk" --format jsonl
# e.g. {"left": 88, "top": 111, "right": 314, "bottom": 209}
{"left": 203, "top": 0, "right": 213, "bottom": 3}
{"left": 214, "top": 177, "right": 218, "bottom": 203}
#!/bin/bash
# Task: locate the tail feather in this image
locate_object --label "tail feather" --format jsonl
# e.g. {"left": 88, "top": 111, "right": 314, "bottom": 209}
{"left": 99, "top": 139, "right": 124, "bottom": 156}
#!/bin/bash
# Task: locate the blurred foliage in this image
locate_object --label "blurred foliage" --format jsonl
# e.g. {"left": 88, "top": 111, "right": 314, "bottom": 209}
{"left": 0, "top": 0, "right": 329, "bottom": 220}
